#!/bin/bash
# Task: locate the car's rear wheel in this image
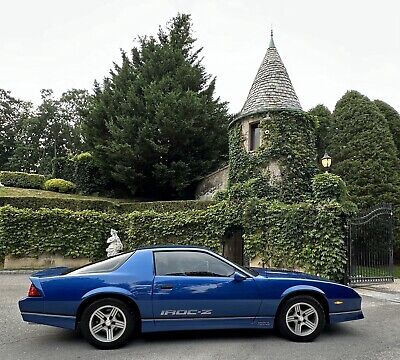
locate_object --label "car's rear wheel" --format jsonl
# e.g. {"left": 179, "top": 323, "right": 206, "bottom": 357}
{"left": 277, "top": 295, "right": 325, "bottom": 342}
{"left": 80, "top": 298, "right": 136, "bottom": 349}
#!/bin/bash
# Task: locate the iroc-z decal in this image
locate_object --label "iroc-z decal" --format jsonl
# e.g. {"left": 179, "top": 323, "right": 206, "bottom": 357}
{"left": 160, "top": 309, "right": 212, "bottom": 316}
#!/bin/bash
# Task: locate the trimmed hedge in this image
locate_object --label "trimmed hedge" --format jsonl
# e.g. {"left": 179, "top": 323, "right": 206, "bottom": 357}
{"left": 0, "top": 171, "right": 46, "bottom": 189}
{"left": 0, "top": 206, "right": 121, "bottom": 260}
{"left": 73, "top": 152, "right": 108, "bottom": 195}
{"left": 52, "top": 153, "right": 108, "bottom": 195}
{"left": 43, "top": 179, "right": 76, "bottom": 194}
{"left": 52, "top": 157, "right": 75, "bottom": 182}
{"left": 0, "top": 199, "right": 351, "bottom": 281}
{"left": 0, "top": 196, "right": 215, "bottom": 213}
{"left": 312, "top": 173, "right": 347, "bottom": 202}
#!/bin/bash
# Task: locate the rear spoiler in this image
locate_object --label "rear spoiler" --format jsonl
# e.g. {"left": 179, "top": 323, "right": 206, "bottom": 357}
{"left": 32, "top": 266, "right": 70, "bottom": 278}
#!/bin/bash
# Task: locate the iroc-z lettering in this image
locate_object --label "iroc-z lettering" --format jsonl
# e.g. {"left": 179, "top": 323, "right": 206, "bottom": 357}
{"left": 160, "top": 309, "right": 212, "bottom": 316}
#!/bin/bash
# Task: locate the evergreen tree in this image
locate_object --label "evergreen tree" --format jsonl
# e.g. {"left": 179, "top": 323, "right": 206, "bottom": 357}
{"left": 308, "top": 104, "right": 332, "bottom": 159}
{"left": 84, "top": 14, "right": 229, "bottom": 199}
{"left": 374, "top": 99, "right": 400, "bottom": 156}
{"left": 329, "top": 90, "right": 400, "bottom": 208}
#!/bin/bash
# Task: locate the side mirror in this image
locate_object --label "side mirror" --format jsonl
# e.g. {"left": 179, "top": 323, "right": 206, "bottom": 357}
{"left": 233, "top": 271, "right": 247, "bottom": 282}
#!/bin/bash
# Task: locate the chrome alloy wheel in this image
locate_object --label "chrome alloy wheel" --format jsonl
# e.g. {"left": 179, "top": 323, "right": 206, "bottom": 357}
{"left": 285, "top": 302, "right": 319, "bottom": 337}
{"left": 89, "top": 305, "right": 127, "bottom": 343}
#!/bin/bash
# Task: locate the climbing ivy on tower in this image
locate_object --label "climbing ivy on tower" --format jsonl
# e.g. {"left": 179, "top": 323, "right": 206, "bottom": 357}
{"left": 228, "top": 110, "right": 318, "bottom": 202}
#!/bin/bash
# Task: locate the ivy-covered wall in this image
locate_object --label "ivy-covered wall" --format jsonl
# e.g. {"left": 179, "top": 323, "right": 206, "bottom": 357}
{"left": 0, "top": 108, "right": 352, "bottom": 282}
{"left": 0, "top": 195, "right": 350, "bottom": 281}
{"left": 228, "top": 110, "right": 317, "bottom": 202}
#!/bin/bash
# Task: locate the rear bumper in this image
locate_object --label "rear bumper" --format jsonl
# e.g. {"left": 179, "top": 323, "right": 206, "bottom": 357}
{"left": 20, "top": 311, "right": 76, "bottom": 330}
{"left": 329, "top": 310, "right": 364, "bottom": 324}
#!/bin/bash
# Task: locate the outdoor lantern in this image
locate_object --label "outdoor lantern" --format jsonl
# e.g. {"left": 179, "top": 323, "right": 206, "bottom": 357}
{"left": 321, "top": 152, "right": 332, "bottom": 171}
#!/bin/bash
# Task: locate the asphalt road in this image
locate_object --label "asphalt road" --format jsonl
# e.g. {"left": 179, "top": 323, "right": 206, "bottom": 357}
{"left": 1, "top": 274, "right": 399, "bottom": 360}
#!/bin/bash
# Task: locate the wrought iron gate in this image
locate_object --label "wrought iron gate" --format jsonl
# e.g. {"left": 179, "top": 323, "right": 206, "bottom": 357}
{"left": 347, "top": 204, "right": 394, "bottom": 285}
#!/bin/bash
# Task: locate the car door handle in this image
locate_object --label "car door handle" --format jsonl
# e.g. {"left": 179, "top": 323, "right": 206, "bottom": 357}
{"left": 159, "top": 284, "right": 174, "bottom": 290}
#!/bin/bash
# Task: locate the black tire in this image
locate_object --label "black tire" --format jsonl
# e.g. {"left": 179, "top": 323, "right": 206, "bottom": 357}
{"left": 80, "top": 298, "right": 136, "bottom": 349}
{"left": 277, "top": 295, "right": 326, "bottom": 342}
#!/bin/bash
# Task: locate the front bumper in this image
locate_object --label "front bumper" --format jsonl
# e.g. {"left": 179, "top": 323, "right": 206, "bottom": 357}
{"left": 329, "top": 310, "right": 364, "bottom": 324}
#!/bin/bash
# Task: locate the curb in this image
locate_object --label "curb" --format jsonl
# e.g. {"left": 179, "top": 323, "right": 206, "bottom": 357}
{"left": 0, "top": 270, "right": 35, "bottom": 275}
{"left": 356, "top": 288, "right": 400, "bottom": 304}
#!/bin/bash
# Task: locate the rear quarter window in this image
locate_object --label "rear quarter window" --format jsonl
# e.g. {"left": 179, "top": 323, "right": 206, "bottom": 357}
{"left": 69, "top": 252, "right": 133, "bottom": 275}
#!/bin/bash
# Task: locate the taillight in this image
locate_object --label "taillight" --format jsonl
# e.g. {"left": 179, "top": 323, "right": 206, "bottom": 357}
{"left": 28, "top": 283, "right": 41, "bottom": 297}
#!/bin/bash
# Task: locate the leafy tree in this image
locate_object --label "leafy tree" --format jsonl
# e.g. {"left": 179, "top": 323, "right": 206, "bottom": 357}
{"left": 329, "top": 90, "right": 400, "bottom": 208}
{"left": 308, "top": 104, "right": 332, "bottom": 160}
{"left": 8, "top": 89, "right": 90, "bottom": 174}
{"left": 0, "top": 89, "right": 32, "bottom": 170}
{"left": 58, "top": 89, "right": 90, "bottom": 153}
{"left": 374, "top": 99, "right": 400, "bottom": 156}
{"left": 84, "top": 14, "right": 229, "bottom": 199}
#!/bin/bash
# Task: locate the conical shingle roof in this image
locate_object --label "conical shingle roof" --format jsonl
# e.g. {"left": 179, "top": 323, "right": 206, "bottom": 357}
{"left": 236, "top": 31, "right": 302, "bottom": 121}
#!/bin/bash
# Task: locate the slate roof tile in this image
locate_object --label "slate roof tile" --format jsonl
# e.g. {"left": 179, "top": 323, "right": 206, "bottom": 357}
{"left": 238, "top": 32, "right": 302, "bottom": 120}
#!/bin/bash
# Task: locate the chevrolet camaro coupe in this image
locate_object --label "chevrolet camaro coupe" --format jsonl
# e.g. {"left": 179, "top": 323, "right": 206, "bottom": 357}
{"left": 19, "top": 246, "right": 364, "bottom": 349}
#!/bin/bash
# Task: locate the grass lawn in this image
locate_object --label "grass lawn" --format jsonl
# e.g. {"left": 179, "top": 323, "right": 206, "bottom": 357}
{"left": 395, "top": 265, "right": 400, "bottom": 279}
{"left": 0, "top": 186, "right": 138, "bottom": 204}
{"left": 354, "top": 265, "right": 400, "bottom": 279}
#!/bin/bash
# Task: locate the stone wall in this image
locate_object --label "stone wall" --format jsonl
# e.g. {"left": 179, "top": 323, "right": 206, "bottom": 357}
{"left": 3, "top": 254, "right": 90, "bottom": 270}
{"left": 195, "top": 165, "right": 229, "bottom": 200}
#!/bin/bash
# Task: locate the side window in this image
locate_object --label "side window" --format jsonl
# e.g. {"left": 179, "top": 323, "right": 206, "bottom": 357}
{"left": 69, "top": 252, "right": 133, "bottom": 275}
{"left": 155, "top": 251, "right": 236, "bottom": 277}
{"left": 249, "top": 122, "right": 260, "bottom": 151}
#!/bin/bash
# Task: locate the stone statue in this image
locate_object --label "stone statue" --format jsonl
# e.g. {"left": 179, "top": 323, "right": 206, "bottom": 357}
{"left": 106, "top": 229, "right": 123, "bottom": 257}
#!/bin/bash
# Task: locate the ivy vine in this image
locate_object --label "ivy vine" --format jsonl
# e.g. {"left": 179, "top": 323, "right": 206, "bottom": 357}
{"left": 228, "top": 110, "right": 318, "bottom": 202}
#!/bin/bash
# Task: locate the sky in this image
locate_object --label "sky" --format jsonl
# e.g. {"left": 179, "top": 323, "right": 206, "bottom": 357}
{"left": 1, "top": 0, "right": 399, "bottom": 113}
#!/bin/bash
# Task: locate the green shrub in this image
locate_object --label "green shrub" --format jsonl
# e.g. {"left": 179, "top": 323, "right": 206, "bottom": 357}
{"left": 0, "top": 196, "right": 215, "bottom": 213}
{"left": 0, "top": 206, "right": 122, "bottom": 260}
{"left": 0, "top": 196, "right": 115, "bottom": 212}
{"left": 0, "top": 171, "right": 46, "bottom": 189}
{"left": 50, "top": 153, "right": 109, "bottom": 195}
{"left": 52, "top": 157, "right": 75, "bottom": 182}
{"left": 312, "top": 173, "right": 347, "bottom": 202}
{"left": 117, "top": 200, "right": 215, "bottom": 213}
{"left": 43, "top": 179, "right": 76, "bottom": 193}
{"left": 73, "top": 152, "right": 108, "bottom": 195}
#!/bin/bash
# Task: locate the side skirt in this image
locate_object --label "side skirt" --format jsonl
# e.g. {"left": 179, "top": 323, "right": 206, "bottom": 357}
{"left": 141, "top": 316, "right": 275, "bottom": 333}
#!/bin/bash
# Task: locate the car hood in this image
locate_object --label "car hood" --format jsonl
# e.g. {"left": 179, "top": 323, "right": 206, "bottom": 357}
{"left": 251, "top": 267, "right": 325, "bottom": 281}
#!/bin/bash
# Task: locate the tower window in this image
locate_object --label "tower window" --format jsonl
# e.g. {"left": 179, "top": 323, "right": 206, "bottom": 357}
{"left": 249, "top": 122, "right": 260, "bottom": 151}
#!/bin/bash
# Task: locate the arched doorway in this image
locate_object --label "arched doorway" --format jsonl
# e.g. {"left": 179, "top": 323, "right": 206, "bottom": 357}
{"left": 222, "top": 226, "right": 244, "bottom": 265}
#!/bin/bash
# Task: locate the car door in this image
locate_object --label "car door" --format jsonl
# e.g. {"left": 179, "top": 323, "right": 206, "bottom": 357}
{"left": 152, "top": 250, "right": 261, "bottom": 330}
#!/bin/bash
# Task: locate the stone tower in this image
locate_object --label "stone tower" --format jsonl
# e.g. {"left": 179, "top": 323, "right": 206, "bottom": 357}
{"left": 228, "top": 31, "right": 317, "bottom": 201}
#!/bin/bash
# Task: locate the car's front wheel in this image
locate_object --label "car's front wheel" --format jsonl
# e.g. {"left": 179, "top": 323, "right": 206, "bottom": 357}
{"left": 277, "top": 295, "right": 326, "bottom": 342}
{"left": 80, "top": 298, "right": 136, "bottom": 349}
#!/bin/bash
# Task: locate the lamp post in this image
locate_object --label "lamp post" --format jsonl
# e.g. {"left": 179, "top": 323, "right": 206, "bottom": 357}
{"left": 321, "top": 152, "right": 332, "bottom": 172}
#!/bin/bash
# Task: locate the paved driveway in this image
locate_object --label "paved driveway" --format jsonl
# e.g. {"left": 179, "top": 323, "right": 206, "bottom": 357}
{"left": 1, "top": 274, "right": 399, "bottom": 360}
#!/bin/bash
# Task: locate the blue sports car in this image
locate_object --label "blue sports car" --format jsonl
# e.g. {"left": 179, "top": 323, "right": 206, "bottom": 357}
{"left": 19, "top": 246, "right": 363, "bottom": 349}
